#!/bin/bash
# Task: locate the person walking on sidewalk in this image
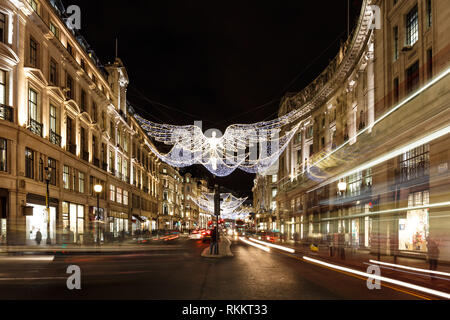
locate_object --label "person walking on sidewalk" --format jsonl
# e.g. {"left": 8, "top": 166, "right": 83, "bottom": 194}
{"left": 427, "top": 237, "right": 440, "bottom": 272}
{"left": 35, "top": 230, "right": 42, "bottom": 245}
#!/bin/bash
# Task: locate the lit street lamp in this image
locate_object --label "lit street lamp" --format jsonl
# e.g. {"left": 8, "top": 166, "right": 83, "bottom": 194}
{"left": 44, "top": 166, "right": 52, "bottom": 245}
{"left": 94, "top": 184, "right": 103, "bottom": 245}
{"left": 338, "top": 181, "right": 347, "bottom": 259}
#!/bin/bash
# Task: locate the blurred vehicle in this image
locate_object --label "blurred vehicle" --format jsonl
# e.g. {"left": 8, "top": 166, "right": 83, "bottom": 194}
{"left": 201, "top": 229, "right": 213, "bottom": 243}
{"left": 255, "top": 231, "right": 280, "bottom": 243}
{"left": 310, "top": 244, "right": 319, "bottom": 252}
{"left": 189, "top": 229, "right": 202, "bottom": 240}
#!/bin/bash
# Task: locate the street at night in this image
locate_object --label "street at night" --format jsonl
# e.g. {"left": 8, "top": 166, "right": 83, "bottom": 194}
{"left": 0, "top": 0, "right": 449, "bottom": 315}
{"left": 0, "top": 236, "right": 436, "bottom": 300}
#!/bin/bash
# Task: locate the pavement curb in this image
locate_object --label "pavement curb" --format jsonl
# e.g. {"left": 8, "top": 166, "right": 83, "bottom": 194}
{"left": 201, "top": 236, "right": 234, "bottom": 258}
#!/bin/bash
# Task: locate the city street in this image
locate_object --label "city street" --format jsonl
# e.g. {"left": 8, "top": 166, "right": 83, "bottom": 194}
{"left": 0, "top": 237, "right": 421, "bottom": 300}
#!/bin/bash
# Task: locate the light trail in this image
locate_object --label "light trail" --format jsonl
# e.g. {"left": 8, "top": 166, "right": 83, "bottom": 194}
{"left": 303, "top": 256, "right": 450, "bottom": 299}
{"left": 248, "top": 238, "right": 296, "bottom": 253}
{"left": 239, "top": 237, "right": 270, "bottom": 252}
{"left": 369, "top": 260, "right": 450, "bottom": 278}
{"left": 0, "top": 256, "right": 55, "bottom": 262}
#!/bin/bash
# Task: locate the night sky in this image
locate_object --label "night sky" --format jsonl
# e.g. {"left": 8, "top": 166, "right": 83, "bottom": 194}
{"left": 63, "top": 0, "right": 362, "bottom": 198}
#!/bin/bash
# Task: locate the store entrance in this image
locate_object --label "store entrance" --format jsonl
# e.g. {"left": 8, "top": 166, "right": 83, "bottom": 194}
{"left": 25, "top": 204, "right": 56, "bottom": 245}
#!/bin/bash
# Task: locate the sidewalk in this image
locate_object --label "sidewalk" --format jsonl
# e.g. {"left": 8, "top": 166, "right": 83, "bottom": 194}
{"left": 268, "top": 239, "right": 450, "bottom": 294}
{"left": 201, "top": 236, "right": 233, "bottom": 258}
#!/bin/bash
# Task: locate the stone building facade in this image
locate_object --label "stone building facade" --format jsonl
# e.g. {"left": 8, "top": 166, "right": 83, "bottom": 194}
{"left": 0, "top": 0, "right": 196, "bottom": 245}
{"left": 255, "top": 0, "right": 450, "bottom": 260}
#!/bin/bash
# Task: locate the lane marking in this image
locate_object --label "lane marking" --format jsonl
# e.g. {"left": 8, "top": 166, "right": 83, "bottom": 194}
{"left": 248, "top": 238, "right": 296, "bottom": 253}
{"left": 304, "top": 256, "right": 449, "bottom": 300}
{"left": 369, "top": 260, "right": 450, "bottom": 277}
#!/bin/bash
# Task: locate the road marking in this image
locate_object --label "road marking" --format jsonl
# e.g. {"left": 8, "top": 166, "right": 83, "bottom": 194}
{"left": 369, "top": 260, "right": 450, "bottom": 277}
{"left": 248, "top": 238, "right": 296, "bottom": 253}
{"left": 303, "top": 256, "right": 450, "bottom": 300}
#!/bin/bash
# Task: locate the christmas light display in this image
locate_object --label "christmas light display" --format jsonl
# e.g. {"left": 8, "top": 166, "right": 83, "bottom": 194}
{"left": 134, "top": 108, "right": 305, "bottom": 176}
{"left": 190, "top": 193, "right": 248, "bottom": 220}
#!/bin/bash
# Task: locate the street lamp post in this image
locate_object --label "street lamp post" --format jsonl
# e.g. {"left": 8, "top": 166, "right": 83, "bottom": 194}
{"left": 44, "top": 167, "right": 52, "bottom": 245}
{"left": 94, "top": 184, "right": 103, "bottom": 245}
{"left": 338, "top": 181, "right": 347, "bottom": 260}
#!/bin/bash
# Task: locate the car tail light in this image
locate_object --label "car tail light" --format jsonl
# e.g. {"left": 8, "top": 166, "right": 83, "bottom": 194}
{"left": 207, "top": 230, "right": 211, "bottom": 235}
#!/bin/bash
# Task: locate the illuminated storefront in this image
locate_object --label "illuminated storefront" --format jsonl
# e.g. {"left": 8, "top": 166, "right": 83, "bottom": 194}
{"left": 25, "top": 203, "right": 56, "bottom": 245}
{"left": 109, "top": 211, "right": 129, "bottom": 237}
{"left": 62, "top": 202, "right": 85, "bottom": 244}
{"left": 398, "top": 191, "right": 429, "bottom": 252}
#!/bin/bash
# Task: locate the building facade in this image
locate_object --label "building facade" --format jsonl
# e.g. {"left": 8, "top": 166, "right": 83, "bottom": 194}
{"left": 0, "top": 0, "right": 200, "bottom": 245}
{"left": 255, "top": 0, "right": 450, "bottom": 261}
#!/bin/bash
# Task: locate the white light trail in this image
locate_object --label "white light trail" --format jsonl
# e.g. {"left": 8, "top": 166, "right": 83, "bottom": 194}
{"left": 321, "top": 201, "right": 450, "bottom": 221}
{"left": 0, "top": 256, "right": 55, "bottom": 262}
{"left": 303, "top": 256, "right": 450, "bottom": 299}
{"left": 239, "top": 237, "right": 270, "bottom": 252}
{"left": 306, "top": 66, "right": 450, "bottom": 175}
{"left": 249, "top": 238, "right": 296, "bottom": 253}
{"left": 308, "top": 124, "right": 450, "bottom": 193}
{"left": 369, "top": 260, "right": 450, "bottom": 278}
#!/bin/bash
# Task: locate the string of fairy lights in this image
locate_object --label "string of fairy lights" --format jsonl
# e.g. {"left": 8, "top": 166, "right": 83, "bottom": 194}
{"left": 135, "top": 106, "right": 306, "bottom": 177}
{"left": 189, "top": 193, "right": 249, "bottom": 220}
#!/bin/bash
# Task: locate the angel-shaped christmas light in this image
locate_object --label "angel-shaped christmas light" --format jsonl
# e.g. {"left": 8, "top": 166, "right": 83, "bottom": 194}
{"left": 190, "top": 193, "right": 247, "bottom": 220}
{"left": 135, "top": 106, "right": 304, "bottom": 177}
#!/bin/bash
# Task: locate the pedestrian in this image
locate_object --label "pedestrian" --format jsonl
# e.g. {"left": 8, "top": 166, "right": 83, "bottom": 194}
{"left": 35, "top": 230, "right": 42, "bottom": 245}
{"left": 427, "top": 237, "right": 440, "bottom": 272}
{"left": 210, "top": 226, "right": 218, "bottom": 255}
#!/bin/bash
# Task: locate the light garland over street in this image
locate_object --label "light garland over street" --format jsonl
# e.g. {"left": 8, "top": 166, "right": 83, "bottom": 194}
{"left": 134, "top": 109, "right": 304, "bottom": 177}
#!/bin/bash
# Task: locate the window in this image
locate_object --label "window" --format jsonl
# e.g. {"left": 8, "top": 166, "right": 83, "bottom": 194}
{"left": 0, "top": 69, "right": 6, "bottom": 105}
{"left": 48, "top": 158, "right": 56, "bottom": 186}
{"left": 116, "top": 187, "right": 122, "bottom": 204}
{"left": 399, "top": 144, "right": 430, "bottom": 182}
{"left": 28, "top": 88, "right": 38, "bottom": 122}
{"left": 427, "top": 48, "right": 433, "bottom": 80}
{"left": 78, "top": 172, "right": 85, "bottom": 193}
{"left": 427, "top": 0, "right": 432, "bottom": 28}
{"left": 110, "top": 185, "right": 115, "bottom": 201}
{"left": 29, "top": 0, "right": 39, "bottom": 13}
{"left": 38, "top": 158, "right": 43, "bottom": 182}
{"left": 123, "top": 190, "right": 129, "bottom": 206}
{"left": 0, "top": 13, "right": 5, "bottom": 43}
{"left": 0, "top": 138, "right": 6, "bottom": 172}
{"left": 272, "top": 175, "right": 277, "bottom": 183}
{"left": 406, "top": 5, "right": 419, "bottom": 46}
{"left": 406, "top": 61, "right": 420, "bottom": 94}
{"left": 66, "top": 117, "right": 75, "bottom": 152}
{"left": 393, "top": 26, "right": 399, "bottom": 61}
{"left": 49, "top": 59, "right": 58, "bottom": 85}
{"left": 272, "top": 188, "right": 277, "bottom": 198}
{"left": 25, "top": 148, "right": 34, "bottom": 179}
{"left": 63, "top": 165, "right": 70, "bottom": 189}
{"left": 29, "top": 37, "right": 38, "bottom": 67}
{"left": 67, "top": 42, "right": 73, "bottom": 56}
{"left": 49, "top": 21, "right": 59, "bottom": 38}
{"left": 394, "top": 77, "right": 400, "bottom": 104}
{"left": 297, "top": 149, "right": 302, "bottom": 165}
{"left": 50, "top": 104, "right": 58, "bottom": 134}
{"left": 92, "top": 102, "right": 97, "bottom": 122}
{"left": 66, "top": 73, "right": 74, "bottom": 99}
{"left": 80, "top": 59, "right": 86, "bottom": 71}
{"left": 80, "top": 89, "right": 87, "bottom": 112}
{"left": 163, "top": 190, "right": 168, "bottom": 201}
{"left": 309, "top": 144, "right": 314, "bottom": 157}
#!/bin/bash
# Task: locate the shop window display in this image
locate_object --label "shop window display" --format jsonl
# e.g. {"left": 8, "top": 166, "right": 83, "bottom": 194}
{"left": 398, "top": 191, "right": 429, "bottom": 252}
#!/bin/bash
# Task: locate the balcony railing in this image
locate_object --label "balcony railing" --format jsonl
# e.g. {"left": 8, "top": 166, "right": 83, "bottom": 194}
{"left": 29, "top": 119, "right": 43, "bottom": 137}
{"left": 116, "top": 171, "right": 123, "bottom": 180}
{"left": 0, "top": 105, "right": 13, "bottom": 122}
{"left": 49, "top": 130, "right": 61, "bottom": 146}
{"left": 102, "top": 162, "right": 108, "bottom": 171}
{"left": 93, "top": 158, "right": 100, "bottom": 167}
{"left": 143, "top": 186, "right": 149, "bottom": 193}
